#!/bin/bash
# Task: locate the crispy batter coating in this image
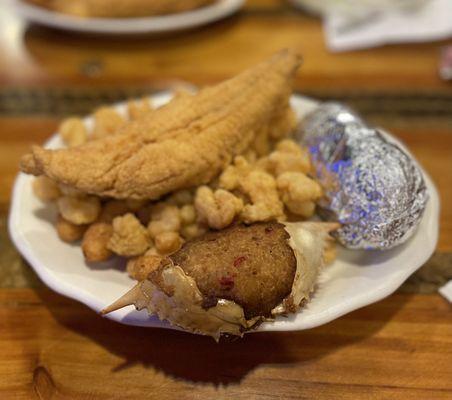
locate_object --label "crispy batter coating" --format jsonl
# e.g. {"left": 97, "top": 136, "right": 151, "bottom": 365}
{"left": 148, "top": 204, "right": 181, "bottom": 238}
{"left": 57, "top": 196, "right": 101, "bottom": 225}
{"left": 179, "top": 204, "right": 196, "bottom": 225}
{"left": 55, "top": 215, "right": 87, "bottom": 243}
{"left": 194, "top": 186, "right": 243, "bottom": 230}
{"left": 126, "top": 254, "right": 163, "bottom": 281}
{"left": 20, "top": 50, "right": 301, "bottom": 200}
{"left": 268, "top": 108, "right": 297, "bottom": 139}
{"left": 108, "top": 213, "right": 150, "bottom": 257}
{"left": 32, "top": 176, "right": 61, "bottom": 202}
{"left": 82, "top": 222, "right": 113, "bottom": 262}
{"left": 218, "top": 166, "right": 239, "bottom": 192}
{"left": 127, "top": 98, "right": 153, "bottom": 120}
{"left": 291, "top": 201, "right": 317, "bottom": 218}
{"left": 59, "top": 117, "right": 88, "bottom": 147}
{"left": 154, "top": 231, "right": 183, "bottom": 255}
{"left": 180, "top": 223, "right": 207, "bottom": 240}
{"left": 250, "top": 126, "right": 267, "bottom": 157}
{"left": 58, "top": 183, "right": 84, "bottom": 198}
{"left": 170, "top": 222, "right": 296, "bottom": 319}
{"left": 277, "top": 172, "right": 322, "bottom": 217}
{"left": 266, "top": 140, "right": 311, "bottom": 176}
{"left": 219, "top": 156, "right": 248, "bottom": 189}
{"left": 243, "top": 149, "right": 258, "bottom": 164}
{"left": 240, "top": 170, "right": 284, "bottom": 223}
{"left": 27, "top": 0, "right": 216, "bottom": 18}
{"left": 249, "top": 107, "right": 297, "bottom": 157}
{"left": 91, "top": 107, "right": 125, "bottom": 139}
{"left": 220, "top": 157, "right": 284, "bottom": 223}
{"left": 276, "top": 139, "right": 305, "bottom": 154}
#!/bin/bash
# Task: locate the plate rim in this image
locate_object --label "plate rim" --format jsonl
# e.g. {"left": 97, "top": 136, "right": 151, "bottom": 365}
{"left": 8, "top": 0, "right": 244, "bottom": 34}
{"left": 8, "top": 93, "right": 440, "bottom": 333}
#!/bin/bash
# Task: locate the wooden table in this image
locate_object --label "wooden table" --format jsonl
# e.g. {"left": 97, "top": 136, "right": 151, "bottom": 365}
{"left": 1, "top": 1, "right": 451, "bottom": 399}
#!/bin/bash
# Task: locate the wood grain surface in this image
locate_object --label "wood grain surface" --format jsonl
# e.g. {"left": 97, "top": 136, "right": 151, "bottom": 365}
{"left": 0, "top": 1, "right": 451, "bottom": 399}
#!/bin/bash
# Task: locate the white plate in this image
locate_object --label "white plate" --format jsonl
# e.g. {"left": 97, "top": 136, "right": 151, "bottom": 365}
{"left": 9, "top": 93, "right": 439, "bottom": 333}
{"left": 8, "top": 0, "right": 244, "bottom": 34}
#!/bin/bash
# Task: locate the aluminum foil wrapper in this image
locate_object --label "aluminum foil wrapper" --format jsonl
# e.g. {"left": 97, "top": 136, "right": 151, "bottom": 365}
{"left": 298, "top": 102, "right": 428, "bottom": 250}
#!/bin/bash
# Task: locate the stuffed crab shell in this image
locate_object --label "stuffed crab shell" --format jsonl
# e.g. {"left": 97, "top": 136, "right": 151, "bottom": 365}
{"left": 102, "top": 221, "right": 337, "bottom": 340}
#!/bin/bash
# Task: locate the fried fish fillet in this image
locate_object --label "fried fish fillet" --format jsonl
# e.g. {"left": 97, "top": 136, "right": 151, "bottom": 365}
{"left": 20, "top": 50, "right": 301, "bottom": 200}
{"left": 102, "top": 221, "right": 337, "bottom": 339}
{"left": 26, "top": 0, "right": 215, "bottom": 18}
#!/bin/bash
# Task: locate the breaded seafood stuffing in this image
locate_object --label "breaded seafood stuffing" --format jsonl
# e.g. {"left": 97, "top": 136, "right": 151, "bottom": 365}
{"left": 103, "top": 222, "right": 338, "bottom": 340}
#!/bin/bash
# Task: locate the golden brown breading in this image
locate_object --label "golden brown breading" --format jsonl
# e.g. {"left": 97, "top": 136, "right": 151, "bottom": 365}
{"left": 108, "top": 213, "right": 151, "bottom": 257}
{"left": 147, "top": 204, "right": 181, "bottom": 238}
{"left": 55, "top": 215, "right": 87, "bottom": 243}
{"left": 180, "top": 223, "right": 207, "bottom": 240}
{"left": 126, "top": 255, "right": 163, "bottom": 281}
{"left": 26, "top": 0, "right": 216, "bottom": 18}
{"left": 219, "top": 156, "right": 285, "bottom": 223}
{"left": 154, "top": 231, "right": 183, "bottom": 255}
{"left": 59, "top": 117, "right": 88, "bottom": 147}
{"left": 91, "top": 107, "right": 126, "bottom": 140}
{"left": 20, "top": 50, "right": 301, "bottom": 200}
{"left": 127, "top": 98, "right": 153, "bottom": 120}
{"left": 32, "top": 176, "right": 61, "bottom": 202}
{"left": 277, "top": 172, "right": 322, "bottom": 217}
{"left": 82, "top": 222, "right": 114, "bottom": 262}
{"left": 179, "top": 204, "right": 196, "bottom": 225}
{"left": 194, "top": 186, "right": 243, "bottom": 230}
{"left": 57, "top": 196, "right": 101, "bottom": 225}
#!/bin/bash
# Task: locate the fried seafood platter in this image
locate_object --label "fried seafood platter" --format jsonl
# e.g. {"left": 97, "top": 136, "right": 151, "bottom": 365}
{"left": 12, "top": 50, "right": 438, "bottom": 339}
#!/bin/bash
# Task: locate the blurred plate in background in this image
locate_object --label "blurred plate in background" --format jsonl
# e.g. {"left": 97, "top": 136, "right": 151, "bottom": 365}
{"left": 8, "top": 0, "right": 244, "bottom": 34}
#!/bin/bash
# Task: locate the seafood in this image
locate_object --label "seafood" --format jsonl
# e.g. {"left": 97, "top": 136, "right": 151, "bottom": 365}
{"left": 102, "top": 221, "right": 337, "bottom": 340}
{"left": 21, "top": 50, "right": 301, "bottom": 200}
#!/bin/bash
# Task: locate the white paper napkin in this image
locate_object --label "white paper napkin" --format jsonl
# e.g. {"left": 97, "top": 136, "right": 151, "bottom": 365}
{"left": 439, "top": 280, "right": 452, "bottom": 303}
{"left": 324, "top": 0, "right": 452, "bottom": 52}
